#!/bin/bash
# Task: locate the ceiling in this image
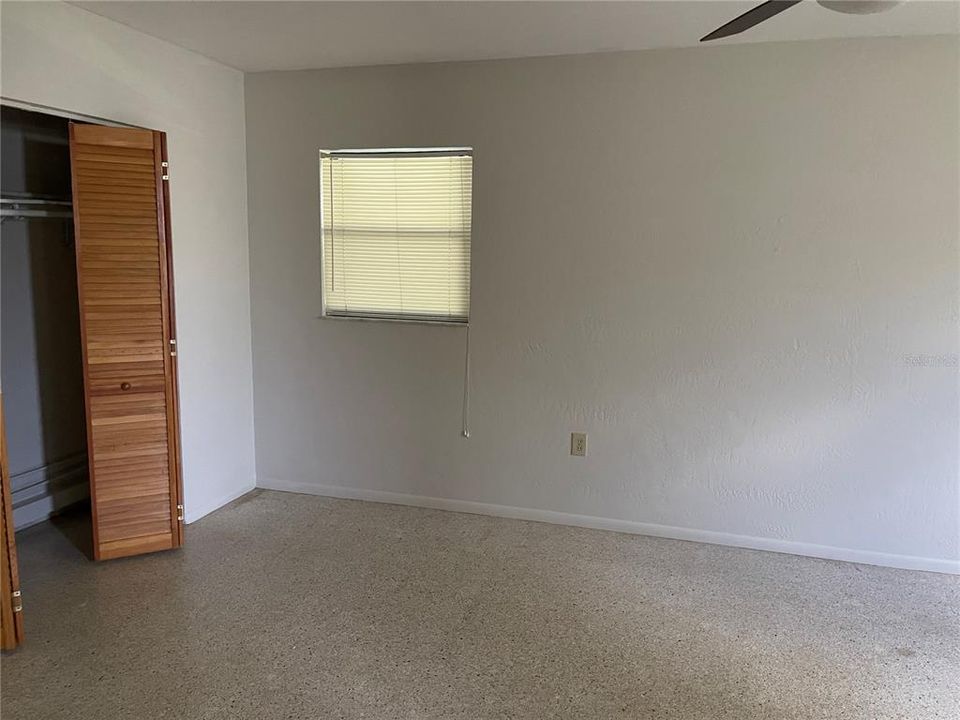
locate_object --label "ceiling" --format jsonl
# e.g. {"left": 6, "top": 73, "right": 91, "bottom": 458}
{"left": 73, "top": 1, "right": 960, "bottom": 72}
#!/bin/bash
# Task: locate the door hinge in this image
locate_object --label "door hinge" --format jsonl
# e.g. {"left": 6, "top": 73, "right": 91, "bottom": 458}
{"left": 12, "top": 590, "right": 22, "bottom": 613}
{"left": 161, "top": 161, "right": 169, "bottom": 181}
{"left": 170, "top": 338, "right": 177, "bottom": 357}
{"left": 177, "top": 504, "right": 184, "bottom": 522}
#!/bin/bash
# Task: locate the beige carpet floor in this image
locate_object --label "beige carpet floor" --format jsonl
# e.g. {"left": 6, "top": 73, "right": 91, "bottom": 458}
{"left": 1, "top": 489, "right": 958, "bottom": 719}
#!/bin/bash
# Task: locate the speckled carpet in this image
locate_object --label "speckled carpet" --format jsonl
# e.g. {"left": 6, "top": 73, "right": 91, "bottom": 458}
{"left": 2, "top": 489, "right": 958, "bottom": 719}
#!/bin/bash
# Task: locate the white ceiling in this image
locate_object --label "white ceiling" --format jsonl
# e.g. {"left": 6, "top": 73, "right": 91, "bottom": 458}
{"left": 73, "top": 1, "right": 960, "bottom": 72}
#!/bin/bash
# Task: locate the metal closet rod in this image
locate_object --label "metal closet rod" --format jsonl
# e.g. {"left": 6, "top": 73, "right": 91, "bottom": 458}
{"left": 1, "top": 195, "right": 73, "bottom": 221}
{"left": 1, "top": 191, "right": 72, "bottom": 203}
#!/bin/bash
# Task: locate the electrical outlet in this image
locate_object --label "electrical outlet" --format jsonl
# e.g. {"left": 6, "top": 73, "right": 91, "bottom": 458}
{"left": 571, "top": 432, "right": 587, "bottom": 457}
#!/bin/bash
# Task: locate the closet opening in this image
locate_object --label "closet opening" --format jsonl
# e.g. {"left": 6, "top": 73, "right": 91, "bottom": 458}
{"left": 1, "top": 105, "right": 93, "bottom": 559}
{"left": 2, "top": 103, "right": 184, "bottom": 649}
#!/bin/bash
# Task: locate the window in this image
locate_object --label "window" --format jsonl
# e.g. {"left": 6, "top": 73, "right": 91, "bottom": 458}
{"left": 321, "top": 148, "right": 473, "bottom": 323}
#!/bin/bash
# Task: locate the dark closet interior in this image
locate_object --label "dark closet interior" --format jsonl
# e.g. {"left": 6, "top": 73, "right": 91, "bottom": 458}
{"left": 1, "top": 106, "right": 90, "bottom": 537}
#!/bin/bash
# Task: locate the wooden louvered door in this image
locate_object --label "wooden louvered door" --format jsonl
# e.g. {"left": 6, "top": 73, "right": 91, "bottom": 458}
{"left": 69, "top": 124, "right": 183, "bottom": 561}
{"left": 1, "top": 392, "right": 24, "bottom": 650}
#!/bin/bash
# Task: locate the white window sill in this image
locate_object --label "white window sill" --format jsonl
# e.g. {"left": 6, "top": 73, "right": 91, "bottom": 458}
{"left": 318, "top": 313, "right": 468, "bottom": 327}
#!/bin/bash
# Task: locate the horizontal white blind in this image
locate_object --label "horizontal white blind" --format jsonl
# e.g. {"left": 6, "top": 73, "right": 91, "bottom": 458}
{"left": 322, "top": 151, "right": 472, "bottom": 322}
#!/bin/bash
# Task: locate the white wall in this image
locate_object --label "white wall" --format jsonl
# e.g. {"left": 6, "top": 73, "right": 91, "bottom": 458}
{"left": 1, "top": 1, "right": 257, "bottom": 522}
{"left": 246, "top": 36, "right": 959, "bottom": 572}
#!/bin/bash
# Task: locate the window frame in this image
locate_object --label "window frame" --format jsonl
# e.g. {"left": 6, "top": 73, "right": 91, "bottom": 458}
{"left": 318, "top": 147, "right": 473, "bottom": 325}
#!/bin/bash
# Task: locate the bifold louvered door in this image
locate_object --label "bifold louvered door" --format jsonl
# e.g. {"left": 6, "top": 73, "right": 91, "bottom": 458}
{"left": 69, "top": 124, "right": 183, "bottom": 561}
{"left": 1, "top": 393, "right": 24, "bottom": 649}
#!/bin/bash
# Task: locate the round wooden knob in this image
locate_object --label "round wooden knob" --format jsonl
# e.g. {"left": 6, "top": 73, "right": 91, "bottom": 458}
{"left": 120, "top": 382, "right": 132, "bottom": 391}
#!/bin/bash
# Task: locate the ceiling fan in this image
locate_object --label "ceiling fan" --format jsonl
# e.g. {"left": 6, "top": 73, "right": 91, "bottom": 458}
{"left": 701, "top": 1, "right": 903, "bottom": 42}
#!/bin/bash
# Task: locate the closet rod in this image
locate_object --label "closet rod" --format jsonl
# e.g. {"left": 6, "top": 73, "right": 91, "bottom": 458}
{"left": 1, "top": 209, "right": 73, "bottom": 221}
{"left": 1, "top": 194, "right": 72, "bottom": 204}
{"left": 0, "top": 197, "right": 73, "bottom": 222}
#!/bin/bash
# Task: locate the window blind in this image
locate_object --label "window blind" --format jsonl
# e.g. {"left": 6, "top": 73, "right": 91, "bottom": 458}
{"left": 321, "top": 149, "right": 472, "bottom": 323}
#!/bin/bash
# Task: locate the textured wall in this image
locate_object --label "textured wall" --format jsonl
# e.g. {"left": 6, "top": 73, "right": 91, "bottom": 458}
{"left": 245, "top": 36, "right": 959, "bottom": 568}
{"left": 1, "top": 1, "right": 258, "bottom": 522}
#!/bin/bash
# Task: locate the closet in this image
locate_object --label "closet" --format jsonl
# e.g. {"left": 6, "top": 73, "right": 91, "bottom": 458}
{"left": 2, "top": 107, "right": 89, "bottom": 536}
{"left": 0, "top": 105, "right": 184, "bottom": 651}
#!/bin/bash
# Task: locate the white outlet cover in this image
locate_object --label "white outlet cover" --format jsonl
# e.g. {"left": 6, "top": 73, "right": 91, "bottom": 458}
{"left": 571, "top": 432, "right": 587, "bottom": 457}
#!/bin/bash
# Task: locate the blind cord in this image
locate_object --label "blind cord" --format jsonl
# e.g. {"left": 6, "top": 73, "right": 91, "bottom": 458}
{"left": 462, "top": 323, "right": 471, "bottom": 438}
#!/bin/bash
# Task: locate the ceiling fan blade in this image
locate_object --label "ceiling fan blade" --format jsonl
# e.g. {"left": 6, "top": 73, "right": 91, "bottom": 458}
{"left": 701, "top": 0, "right": 803, "bottom": 42}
